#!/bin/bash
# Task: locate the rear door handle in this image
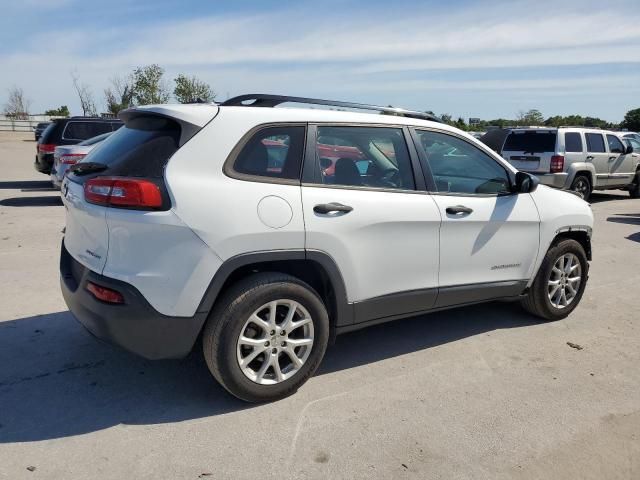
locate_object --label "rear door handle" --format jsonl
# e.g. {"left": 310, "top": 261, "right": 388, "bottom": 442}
{"left": 313, "top": 202, "right": 353, "bottom": 214}
{"left": 608, "top": 156, "right": 617, "bottom": 161}
{"left": 446, "top": 205, "right": 473, "bottom": 215}
{"left": 586, "top": 156, "right": 594, "bottom": 160}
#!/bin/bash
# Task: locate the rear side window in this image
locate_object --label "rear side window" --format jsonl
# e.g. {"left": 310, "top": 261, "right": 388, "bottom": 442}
{"left": 63, "top": 121, "right": 113, "bottom": 141}
{"left": 503, "top": 131, "right": 557, "bottom": 153}
{"left": 606, "top": 134, "right": 625, "bottom": 154}
{"left": 586, "top": 133, "right": 606, "bottom": 153}
{"left": 81, "top": 116, "right": 180, "bottom": 177}
{"left": 564, "top": 132, "right": 583, "bottom": 153}
{"left": 232, "top": 126, "right": 305, "bottom": 180}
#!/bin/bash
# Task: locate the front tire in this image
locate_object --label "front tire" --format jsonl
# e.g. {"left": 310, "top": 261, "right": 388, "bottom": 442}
{"left": 521, "top": 239, "right": 589, "bottom": 321}
{"left": 570, "top": 175, "right": 591, "bottom": 201}
{"left": 202, "top": 273, "right": 329, "bottom": 402}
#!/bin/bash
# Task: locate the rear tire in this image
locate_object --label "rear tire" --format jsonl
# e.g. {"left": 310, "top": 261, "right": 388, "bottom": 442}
{"left": 629, "top": 172, "right": 640, "bottom": 199}
{"left": 570, "top": 175, "right": 591, "bottom": 201}
{"left": 521, "top": 239, "right": 589, "bottom": 321}
{"left": 202, "top": 272, "right": 329, "bottom": 402}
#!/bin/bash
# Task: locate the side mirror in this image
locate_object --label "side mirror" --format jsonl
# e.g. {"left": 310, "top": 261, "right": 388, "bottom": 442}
{"left": 625, "top": 145, "right": 633, "bottom": 154}
{"left": 514, "top": 171, "right": 539, "bottom": 194}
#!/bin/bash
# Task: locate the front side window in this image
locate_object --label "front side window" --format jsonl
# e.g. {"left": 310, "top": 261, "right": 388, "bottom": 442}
{"left": 626, "top": 138, "right": 640, "bottom": 152}
{"left": 564, "top": 132, "right": 583, "bottom": 153}
{"left": 314, "top": 126, "right": 415, "bottom": 190}
{"left": 586, "top": 133, "right": 606, "bottom": 153}
{"left": 233, "top": 126, "right": 305, "bottom": 180}
{"left": 606, "top": 134, "right": 625, "bottom": 154}
{"left": 415, "top": 130, "right": 511, "bottom": 194}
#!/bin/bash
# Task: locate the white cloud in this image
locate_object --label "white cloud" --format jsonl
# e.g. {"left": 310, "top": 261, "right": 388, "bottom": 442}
{"left": 1, "top": 0, "right": 639, "bottom": 120}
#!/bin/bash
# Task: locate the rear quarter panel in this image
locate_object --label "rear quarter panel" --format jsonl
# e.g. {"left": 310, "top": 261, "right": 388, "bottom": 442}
{"left": 164, "top": 108, "right": 306, "bottom": 261}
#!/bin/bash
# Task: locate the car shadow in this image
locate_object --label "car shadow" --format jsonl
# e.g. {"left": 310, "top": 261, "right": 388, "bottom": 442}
{"left": 607, "top": 214, "right": 640, "bottom": 226}
{"left": 0, "top": 196, "right": 62, "bottom": 207}
{"left": 0, "top": 181, "right": 52, "bottom": 190}
{"left": 589, "top": 192, "right": 629, "bottom": 203}
{"left": 0, "top": 303, "right": 536, "bottom": 443}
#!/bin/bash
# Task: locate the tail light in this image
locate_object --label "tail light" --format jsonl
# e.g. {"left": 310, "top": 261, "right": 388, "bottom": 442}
{"left": 60, "top": 154, "right": 86, "bottom": 165}
{"left": 38, "top": 144, "right": 56, "bottom": 154}
{"left": 86, "top": 281, "right": 124, "bottom": 304}
{"left": 84, "top": 177, "right": 163, "bottom": 209}
{"left": 550, "top": 155, "right": 564, "bottom": 173}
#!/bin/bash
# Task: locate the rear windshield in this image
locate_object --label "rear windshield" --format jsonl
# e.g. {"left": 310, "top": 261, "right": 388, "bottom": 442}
{"left": 503, "top": 131, "right": 557, "bottom": 153}
{"left": 63, "top": 121, "right": 114, "bottom": 141}
{"left": 80, "top": 116, "right": 181, "bottom": 177}
{"left": 78, "top": 132, "right": 112, "bottom": 146}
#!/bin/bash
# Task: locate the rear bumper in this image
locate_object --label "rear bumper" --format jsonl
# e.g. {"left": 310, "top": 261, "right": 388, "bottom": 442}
{"left": 529, "top": 172, "right": 568, "bottom": 189}
{"left": 60, "top": 240, "right": 206, "bottom": 360}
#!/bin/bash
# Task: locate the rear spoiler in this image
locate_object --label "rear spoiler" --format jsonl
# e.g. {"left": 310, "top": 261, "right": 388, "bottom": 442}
{"left": 119, "top": 104, "right": 219, "bottom": 146}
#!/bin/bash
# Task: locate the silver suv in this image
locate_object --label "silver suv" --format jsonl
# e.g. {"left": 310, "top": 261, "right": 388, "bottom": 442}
{"left": 501, "top": 127, "right": 640, "bottom": 200}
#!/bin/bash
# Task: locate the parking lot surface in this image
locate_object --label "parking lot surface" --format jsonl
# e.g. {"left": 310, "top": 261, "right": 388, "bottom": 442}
{"left": 1, "top": 131, "right": 639, "bottom": 479}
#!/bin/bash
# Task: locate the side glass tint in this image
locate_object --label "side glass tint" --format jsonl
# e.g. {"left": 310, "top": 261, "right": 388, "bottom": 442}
{"left": 233, "top": 126, "right": 305, "bottom": 180}
{"left": 415, "top": 130, "right": 511, "bottom": 194}
{"left": 564, "top": 132, "right": 583, "bottom": 153}
{"left": 606, "top": 134, "right": 625, "bottom": 154}
{"left": 314, "top": 126, "right": 415, "bottom": 190}
{"left": 585, "top": 133, "right": 606, "bottom": 153}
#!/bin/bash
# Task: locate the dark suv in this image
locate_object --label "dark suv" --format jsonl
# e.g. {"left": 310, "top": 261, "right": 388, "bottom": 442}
{"left": 35, "top": 117, "right": 123, "bottom": 174}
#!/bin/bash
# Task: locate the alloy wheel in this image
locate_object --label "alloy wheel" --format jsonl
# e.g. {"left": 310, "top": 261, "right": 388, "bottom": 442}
{"left": 547, "top": 253, "right": 582, "bottom": 309}
{"left": 236, "top": 299, "right": 314, "bottom": 385}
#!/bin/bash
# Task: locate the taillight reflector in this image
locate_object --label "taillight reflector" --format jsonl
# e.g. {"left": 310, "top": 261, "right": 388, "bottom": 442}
{"left": 84, "top": 177, "right": 162, "bottom": 208}
{"left": 60, "top": 154, "right": 86, "bottom": 165}
{"left": 550, "top": 155, "right": 564, "bottom": 173}
{"left": 38, "top": 144, "right": 56, "bottom": 154}
{"left": 86, "top": 282, "right": 124, "bottom": 304}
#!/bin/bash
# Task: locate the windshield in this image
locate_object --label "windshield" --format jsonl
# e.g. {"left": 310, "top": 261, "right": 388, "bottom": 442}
{"left": 503, "top": 131, "right": 557, "bottom": 153}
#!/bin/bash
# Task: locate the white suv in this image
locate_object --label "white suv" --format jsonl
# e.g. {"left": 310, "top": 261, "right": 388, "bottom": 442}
{"left": 501, "top": 127, "right": 640, "bottom": 200}
{"left": 60, "top": 95, "right": 594, "bottom": 402}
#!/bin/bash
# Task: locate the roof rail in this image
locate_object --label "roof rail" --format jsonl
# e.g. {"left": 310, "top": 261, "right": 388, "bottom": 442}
{"left": 558, "top": 125, "right": 601, "bottom": 129}
{"left": 221, "top": 94, "right": 443, "bottom": 123}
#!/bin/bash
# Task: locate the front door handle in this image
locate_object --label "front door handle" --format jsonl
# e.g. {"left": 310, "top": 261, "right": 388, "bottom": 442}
{"left": 586, "top": 156, "right": 594, "bottom": 160}
{"left": 446, "top": 205, "right": 473, "bottom": 215}
{"left": 313, "top": 202, "right": 353, "bottom": 214}
{"left": 608, "top": 156, "right": 617, "bottom": 161}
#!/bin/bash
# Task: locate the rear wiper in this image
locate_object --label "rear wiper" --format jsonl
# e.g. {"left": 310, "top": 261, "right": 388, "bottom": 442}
{"left": 68, "top": 162, "right": 108, "bottom": 176}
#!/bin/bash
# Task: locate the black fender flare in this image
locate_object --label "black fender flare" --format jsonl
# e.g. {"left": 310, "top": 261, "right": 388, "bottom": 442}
{"left": 195, "top": 249, "right": 353, "bottom": 327}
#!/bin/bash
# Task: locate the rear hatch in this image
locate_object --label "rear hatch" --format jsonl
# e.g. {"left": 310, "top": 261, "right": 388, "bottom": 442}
{"left": 61, "top": 104, "right": 219, "bottom": 273}
{"left": 501, "top": 129, "right": 558, "bottom": 173}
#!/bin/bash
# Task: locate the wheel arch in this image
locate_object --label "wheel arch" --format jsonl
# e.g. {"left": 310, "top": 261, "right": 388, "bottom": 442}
{"left": 552, "top": 227, "right": 592, "bottom": 261}
{"left": 196, "top": 250, "right": 353, "bottom": 336}
{"left": 565, "top": 163, "right": 595, "bottom": 186}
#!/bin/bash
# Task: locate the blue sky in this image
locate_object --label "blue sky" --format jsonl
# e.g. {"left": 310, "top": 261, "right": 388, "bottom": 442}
{"left": 1, "top": 0, "right": 639, "bottom": 121}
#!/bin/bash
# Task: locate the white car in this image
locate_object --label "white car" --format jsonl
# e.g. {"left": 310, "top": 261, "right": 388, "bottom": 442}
{"left": 50, "top": 132, "right": 113, "bottom": 189}
{"left": 60, "top": 95, "right": 594, "bottom": 402}
{"left": 501, "top": 127, "right": 640, "bottom": 200}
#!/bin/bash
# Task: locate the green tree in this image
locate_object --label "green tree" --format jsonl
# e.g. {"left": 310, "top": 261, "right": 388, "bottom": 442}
{"left": 440, "top": 113, "right": 454, "bottom": 125}
{"left": 621, "top": 108, "right": 640, "bottom": 131}
{"left": 517, "top": 109, "right": 544, "bottom": 126}
{"left": 455, "top": 117, "right": 467, "bottom": 130}
{"left": 44, "top": 105, "right": 70, "bottom": 117}
{"left": 173, "top": 74, "right": 215, "bottom": 103}
{"left": 104, "top": 75, "right": 135, "bottom": 114}
{"left": 132, "top": 64, "right": 170, "bottom": 105}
